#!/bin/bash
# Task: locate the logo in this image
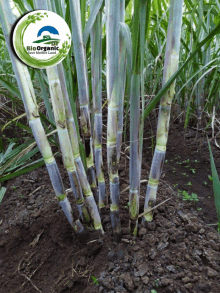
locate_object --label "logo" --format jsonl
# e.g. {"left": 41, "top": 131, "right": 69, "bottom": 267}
{"left": 12, "top": 11, "right": 71, "bottom": 69}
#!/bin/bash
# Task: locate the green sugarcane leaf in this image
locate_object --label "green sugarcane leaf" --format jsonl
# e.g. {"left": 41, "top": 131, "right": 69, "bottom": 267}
{"left": 0, "top": 140, "right": 36, "bottom": 175}
{"left": 0, "top": 186, "right": 7, "bottom": 203}
{"left": 208, "top": 140, "right": 220, "bottom": 224}
{"left": 65, "top": 0, "right": 71, "bottom": 28}
{"left": 0, "top": 75, "right": 21, "bottom": 99}
{"left": 80, "top": 0, "right": 87, "bottom": 31}
{"left": 132, "top": 0, "right": 141, "bottom": 73}
{"left": 39, "top": 112, "right": 56, "bottom": 129}
{"left": 35, "top": 70, "right": 55, "bottom": 124}
{"left": 83, "top": 0, "right": 104, "bottom": 45}
{"left": 144, "top": 22, "right": 220, "bottom": 119}
{"left": 139, "top": 0, "right": 147, "bottom": 166}
{"left": 6, "top": 147, "right": 39, "bottom": 172}
{"left": 54, "top": 0, "right": 64, "bottom": 17}
{"left": 0, "top": 142, "right": 16, "bottom": 165}
{"left": 176, "top": 57, "right": 220, "bottom": 99}
{"left": 0, "top": 158, "right": 45, "bottom": 183}
{"left": 26, "top": 0, "right": 34, "bottom": 9}
{"left": 184, "top": 65, "right": 217, "bottom": 128}
{"left": 119, "top": 22, "right": 132, "bottom": 72}
{"left": 15, "top": 122, "right": 32, "bottom": 133}
{"left": 0, "top": 90, "right": 21, "bottom": 104}
{"left": 206, "top": 68, "right": 219, "bottom": 109}
{"left": 125, "top": 0, "right": 131, "bottom": 8}
{"left": 1, "top": 113, "right": 31, "bottom": 133}
{"left": 13, "top": 0, "right": 29, "bottom": 13}
{"left": 145, "top": 0, "right": 152, "bottom": 40}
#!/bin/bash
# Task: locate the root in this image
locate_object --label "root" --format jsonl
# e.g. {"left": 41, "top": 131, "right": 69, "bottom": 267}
{"left": 18, "top": 260, "right": 42, "bottom": 293}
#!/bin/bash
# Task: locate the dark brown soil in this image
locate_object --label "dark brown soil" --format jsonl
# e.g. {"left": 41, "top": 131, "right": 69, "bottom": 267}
{"left": 0, "top": 119, "right": 220, "bottom": 293}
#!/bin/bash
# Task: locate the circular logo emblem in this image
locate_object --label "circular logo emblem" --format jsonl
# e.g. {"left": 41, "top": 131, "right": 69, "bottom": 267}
{"left": 13, "top": 10, "right": 71, "bottom": 69}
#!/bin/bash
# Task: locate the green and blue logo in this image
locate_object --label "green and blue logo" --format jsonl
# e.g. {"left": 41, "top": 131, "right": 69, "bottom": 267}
{"left": 13, "top": 11, "right": 71, "bottom": 69}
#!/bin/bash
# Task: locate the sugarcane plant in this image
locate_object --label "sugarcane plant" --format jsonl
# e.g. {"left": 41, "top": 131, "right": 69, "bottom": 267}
{"left": 0, "top": 0, "right": 84, "bottom": 234}
{"left": 34, "top": 0, "right": 103, "bottom": 232}
{"left": 69, "top": 0, "right": 99, "bottom": 204}
{"left": 143, "top": 0, "right": 184, "bottom": 222}
{"left": 90, "top": 0, "right": 106, "bottom": 209}
{"left": 105, "top": 0, "right": 122, "bottom": 241}
{"left": 208, "top": 140, "right": 220, "bottom": 232}
{"left": 1, "top": 0, "right": 220, "bottom": 241}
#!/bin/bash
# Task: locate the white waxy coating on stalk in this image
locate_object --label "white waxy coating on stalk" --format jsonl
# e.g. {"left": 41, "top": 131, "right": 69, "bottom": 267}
{"left": 29, "top": 119, "right": 54, "bottom": 164}
{"left": 69, "top": 0, "right": 98, "bottom": 199}
{"left": 117, "top": 0, "right": 127, "bottom": 163}
{"left": 46, "top": 67, "right": 77, "bottom": 171}
{"left": 90, "top": 0, "right": 106, "bottom": 207}
{"left": 143, "top": 0, "right": 184, "bottom": 221}
{"left": 129, "top": 73, "right": 140, "bottom": 234}
{"left": 106, "top": 0, "right": 121, "bottom": 240}
{"left": 56, "top": 64, "right": 103, "bottom": 232}
{"left": 45, "top": 66, "right": 93, "bottom": 224}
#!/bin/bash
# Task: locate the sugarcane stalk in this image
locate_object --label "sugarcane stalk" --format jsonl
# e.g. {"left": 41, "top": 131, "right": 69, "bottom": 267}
{"left": 0, "top": 0, "right": 84, "bottom": 233}
{"left": 129, "top": 73, "right": 140, "bottom": 235}
{"left": 90, "top": 0, "right": 106, "bottom": 209}
{"left": 143, "top": 0, "right": 184, "bottom": 221}
{"left": 106, "top": 0, "right": 121, "bottom": 241}
{"left": 69, "top": 0, "right": 98, "bottom": 202}
{"left": 32, "top": 0, "right": 89, "bottom": 224}
{"left": 117, "top": 0, "right": 126, "bottom": 163}
{"left": 46, "top": 66, "right": 91, "bottom": 223}
{"left": 128, "top": 0, "right": 143, "bottom": 235}
{"left": 139, "top": 0, "right": 150, "bottom": 183}
{"left": 33, "top": 0, "right": 90, "bottom": 226}
{"left": 57, "top": 63, "right": 104, "bottom": 232}
{"left": 34, "top": 0, "right": 103, "bottom": 232}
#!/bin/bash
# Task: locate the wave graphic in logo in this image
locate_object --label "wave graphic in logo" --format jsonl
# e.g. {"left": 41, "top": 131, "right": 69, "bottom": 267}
{"left": 33, "top": 26, "right": 60, "bottom": 44}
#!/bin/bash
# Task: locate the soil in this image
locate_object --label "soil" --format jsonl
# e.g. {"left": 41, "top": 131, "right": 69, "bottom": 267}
{"left": 1, "top": 117, "right": 220, "bottom": 293}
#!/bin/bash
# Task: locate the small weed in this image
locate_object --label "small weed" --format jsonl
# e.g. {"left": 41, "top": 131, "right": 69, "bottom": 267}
{"left": 182, "top": 190, "right": 191, "bottom": 200}
{"left": 12, "top": 186, "right": 17, "bottom": 190}
{"left": 172, "top": 170, "right": 176, "bottom": 173}
{"left": 183, "top": 159, "right": 190, "bottom": 164}
{"left": 165, "top": 160, "right": 168, "bottom": 163}
{"left": 203, "top": 181, "right": 208, "bottom": 186}
{"left": 187, "top": 182, "right": 192, "bottom": 186}
{"left": 91, "top": 276, "right": 99, "bottom": 285}
{"left": 182, "top": 172, "right": 187, "bottom": 176}
{"left": 124, "top": 202, "right": 130, "bottom": 209}
{"left": 190, "top": 169, "right": 196, "bottom": 174}
{"left": 190, "top": 193, "right": 199, "bottom": 201}
{"left": 178, "top": 190, "right": 199, "bottom": 202}
{"left": 208, "top": 175, "right": 213, "bottom": 182}
{"left": 151, "top": 290, "right": 158, "bottom": 293}
{"left": 173, "top": 183, "right": 178, "bottom": 187}
{"left": 154, "top": 279, "right": 159, "bottom": 287}
{"left": 197, "top": 208, "right": 202, "bottom": 211}
{"left": 20, "top": 195, "right": 24, "bottom": 198}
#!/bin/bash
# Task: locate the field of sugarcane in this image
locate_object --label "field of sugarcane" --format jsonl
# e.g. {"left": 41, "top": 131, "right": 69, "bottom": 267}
{"left": 0, "top": 0, "right": 220, "bottom": 292}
